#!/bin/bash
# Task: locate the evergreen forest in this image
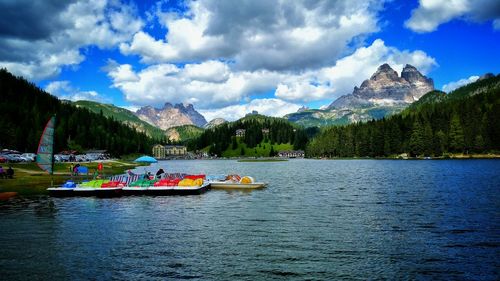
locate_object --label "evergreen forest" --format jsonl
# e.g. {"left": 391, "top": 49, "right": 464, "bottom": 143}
{"left": 0, "top": 69, "right": 154, "bottom": 155}
{"left": 190, "top": 115, "right": 309, "bottom": 156}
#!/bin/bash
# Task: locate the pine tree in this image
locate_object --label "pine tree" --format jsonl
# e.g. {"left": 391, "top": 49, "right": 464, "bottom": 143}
{"left": 409, "top": 119, "right": 424, "bottom": 156}
{"left": 449, "top": 113, "right": 465, "bottom": 152}
{"left": 269, "top": 146, "right": 275, "bottom": 157}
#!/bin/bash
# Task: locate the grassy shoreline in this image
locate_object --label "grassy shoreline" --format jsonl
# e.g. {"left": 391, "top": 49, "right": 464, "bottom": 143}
{"left": 0, "top": 160, "right": 145, "bottom": 196}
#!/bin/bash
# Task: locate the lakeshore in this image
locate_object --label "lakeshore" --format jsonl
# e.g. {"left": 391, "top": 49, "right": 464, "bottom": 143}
{"left": 1, "top": 155, "right": 499, "bottom": 197}
{"left": 0, "top": 160, "right": 144, "bottom": 195}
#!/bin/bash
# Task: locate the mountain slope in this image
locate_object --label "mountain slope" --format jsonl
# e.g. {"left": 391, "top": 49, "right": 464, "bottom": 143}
{"left": 286, "top": 64, "right": 434, "bottom": 127}
{"left": 73, "top": 100, "right": 166, "bottom": 139}
{"left": 165, "top": 125, "right": 204, "bottom": 142}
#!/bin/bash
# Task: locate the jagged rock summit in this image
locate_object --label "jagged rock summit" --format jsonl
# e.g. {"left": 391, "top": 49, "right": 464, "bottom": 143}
{"left": 136, "top": 102, "right": 207, "bottom": 130}
{"left": 204, "top": 118, "right": 227, "bottom": 129}
{"left": 329, "top": 64, "right": 434, "bottom": 109}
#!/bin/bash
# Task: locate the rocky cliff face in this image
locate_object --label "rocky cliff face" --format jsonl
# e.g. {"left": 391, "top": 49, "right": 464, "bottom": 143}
{"left": 204, "top": 118, "right": 227, "bottom": 129}
{"left": 329, "top": 64, "right": 434, "bottom": 109}
{"left": 135, "top": 103, "right": 207, "bottom": 130}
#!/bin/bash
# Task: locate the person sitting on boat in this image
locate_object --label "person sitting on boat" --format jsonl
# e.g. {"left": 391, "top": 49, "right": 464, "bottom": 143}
{"left": 155, "top": 168, "right": 165, "bottom": 179}
{"left": 0, "top": 166, "right": 5, "bottom": 179}
{"left": 6, "top": 166, "right": 14, "bottom": 179}
{"left": 143, "top": 172, "right": 152, "bottom": 180}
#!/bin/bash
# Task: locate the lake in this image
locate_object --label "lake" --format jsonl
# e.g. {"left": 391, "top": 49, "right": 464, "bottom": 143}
{"left": 1, "top": 159, "right": 499, "bottom": 280}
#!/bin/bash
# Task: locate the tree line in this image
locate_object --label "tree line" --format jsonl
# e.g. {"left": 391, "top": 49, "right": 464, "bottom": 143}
{"left": 190, "top": 115, "right": 309, "bottom": 156}
{"left": 306, "top": 75, "right": 500, "bottom": 157}
{"left": 0, "top": 69, "right": 155, "bottom": 156}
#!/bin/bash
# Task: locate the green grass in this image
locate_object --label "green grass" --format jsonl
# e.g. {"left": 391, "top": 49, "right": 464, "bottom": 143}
{"left": 222, "top": 140, "right": 294, "bottom": 157}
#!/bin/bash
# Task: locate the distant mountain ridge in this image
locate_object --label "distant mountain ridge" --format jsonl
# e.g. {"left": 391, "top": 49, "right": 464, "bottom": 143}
{"left": 286, "top": 63, "right": 434, "bottom": 127}
{"left": 136, "top": 103, "right": 207, "bottom": 130}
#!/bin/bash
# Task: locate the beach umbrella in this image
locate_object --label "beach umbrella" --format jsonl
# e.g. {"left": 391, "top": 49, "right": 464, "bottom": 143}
{"left": 133, "top": 156, "right": 158, "bottom": 163}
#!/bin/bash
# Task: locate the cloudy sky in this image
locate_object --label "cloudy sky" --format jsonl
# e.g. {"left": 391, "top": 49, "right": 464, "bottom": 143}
{"left": 1, "top": 0, "right": 499, "bottom": 121}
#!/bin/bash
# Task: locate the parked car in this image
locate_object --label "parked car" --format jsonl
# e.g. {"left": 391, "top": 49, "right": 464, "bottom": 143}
{"left": 21, "top": 153, "right": 36, "bottom": 162}
{"left": 5, "top": 154, "right": 23, "bottom": 163}
{"left": 75, "top": 155, "right": 88, "bottom": 162}
{"left": 54, "top": 155, "right": 63, "bottom": 162}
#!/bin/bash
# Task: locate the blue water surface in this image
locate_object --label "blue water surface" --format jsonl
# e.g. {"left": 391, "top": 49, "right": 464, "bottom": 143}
{"left": 0, "top": 159, "right": 499, "bottom": 280}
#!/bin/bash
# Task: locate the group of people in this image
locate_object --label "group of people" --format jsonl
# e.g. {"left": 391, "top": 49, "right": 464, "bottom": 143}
{"left": 0, "top": 165, "right": 14, "bottom": 179}
{"left": 143, "top": 168, "right": 165, "bottom": 180}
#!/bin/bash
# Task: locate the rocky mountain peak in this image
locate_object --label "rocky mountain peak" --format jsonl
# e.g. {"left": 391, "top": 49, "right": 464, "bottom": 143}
{"left": 329, "top": 63, "right": 434, "bottom": 109}
{"left": 370, "top": 63, "right": 399, "bottom": 81}
{"left": 204, "top": 118, "right": 227, "bottom": 129}
{"left": 401, "top": 64, "right": 432, "bottom": 85}
{"left": 135, "top": 102, "right": 207, "bottom": 130}
{"left": 297, "top": 106, "right": 309, "bottom": 112}
{"left": 478, "top": 73, "right": 495, "bottom": 81}
{"left": 163, "top": 102, "right": 174, "bottom": 110}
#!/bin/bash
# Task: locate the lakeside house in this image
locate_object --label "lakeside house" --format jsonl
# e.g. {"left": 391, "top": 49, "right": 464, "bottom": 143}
{"left": 278, "top": 150, "right": 305, "bottom": 158}
{"left": 235, "top": 129, "right": 246, "bottom": 137}
{"left": 152, "top": 144, "right": 187, "bottom": 159}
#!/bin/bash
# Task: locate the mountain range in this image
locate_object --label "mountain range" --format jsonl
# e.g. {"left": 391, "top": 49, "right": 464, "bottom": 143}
{"left": 286, "top": 64, "right": 434, "bottom": 126}
{"left": 74, "top": 64, "right": 437, "bottom": 138}
{"left": 136, "top": 103, "right": 207, "bottom": 130}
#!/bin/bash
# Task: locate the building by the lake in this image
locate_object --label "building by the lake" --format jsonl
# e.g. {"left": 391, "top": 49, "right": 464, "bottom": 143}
{"left": 152, "top": 144, "right": 187, "bottom": 159}
{"left": 278, "top": 150, "right": 305, "bottom": 158}
{"left": 235, "top": 129, "right": 246, "bottom": 137}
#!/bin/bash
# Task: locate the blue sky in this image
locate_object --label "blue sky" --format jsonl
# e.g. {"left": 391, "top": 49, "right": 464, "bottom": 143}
{"left": 1, "top": 0, "right": 499, "bottom": 121}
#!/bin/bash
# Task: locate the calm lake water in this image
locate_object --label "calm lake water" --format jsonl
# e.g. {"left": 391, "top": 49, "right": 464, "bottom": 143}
{"left": 1, "top": 159, "right": 499, "bottom": 280}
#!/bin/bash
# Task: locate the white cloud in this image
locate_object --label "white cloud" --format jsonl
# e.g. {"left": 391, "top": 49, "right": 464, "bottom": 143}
{"left": 45, "top": 80, "right": 107, "bottom": 103}
{"left": 106, "top": 60, "right": 284, "bottom": 108}
{"left": 405, "top": 0, "right": 500, "bottom": 32}
{"left": 0, "top": 0, "right": 143, "bottom": 80}
{"left": 199, "top": 99, "right": 302, "bottom": 121}
{"left": 442, "top": 75, "right": 479, "bottom": 92}
{"left": 120, "top": 0, "right": 384, "bottom": 71}
{"left": 107, "top": 39, "right": 437, "bottom": 112}
{"left": 276, "top": 39, "right": 437, "bottom": 102}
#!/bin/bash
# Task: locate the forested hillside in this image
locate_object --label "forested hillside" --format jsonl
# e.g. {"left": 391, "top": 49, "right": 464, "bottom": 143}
{"left": 0, "top": 69, "right": 154, "bottom": 155}
{"left": 165, "top": 125, "right": 204, "bottom": 142}
{"left": 74, "top": 100, "right": 167, "bottom": 140}
{"left": 191, "top": 115, "right": 309, "bottom": 156}
{"left": 307, "top": 75, "right": 500, "bottom": 157}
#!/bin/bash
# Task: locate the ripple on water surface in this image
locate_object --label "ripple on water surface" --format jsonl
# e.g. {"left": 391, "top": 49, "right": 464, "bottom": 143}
{"left": 0, "top": 159, "right": 499, "bottom": 280}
